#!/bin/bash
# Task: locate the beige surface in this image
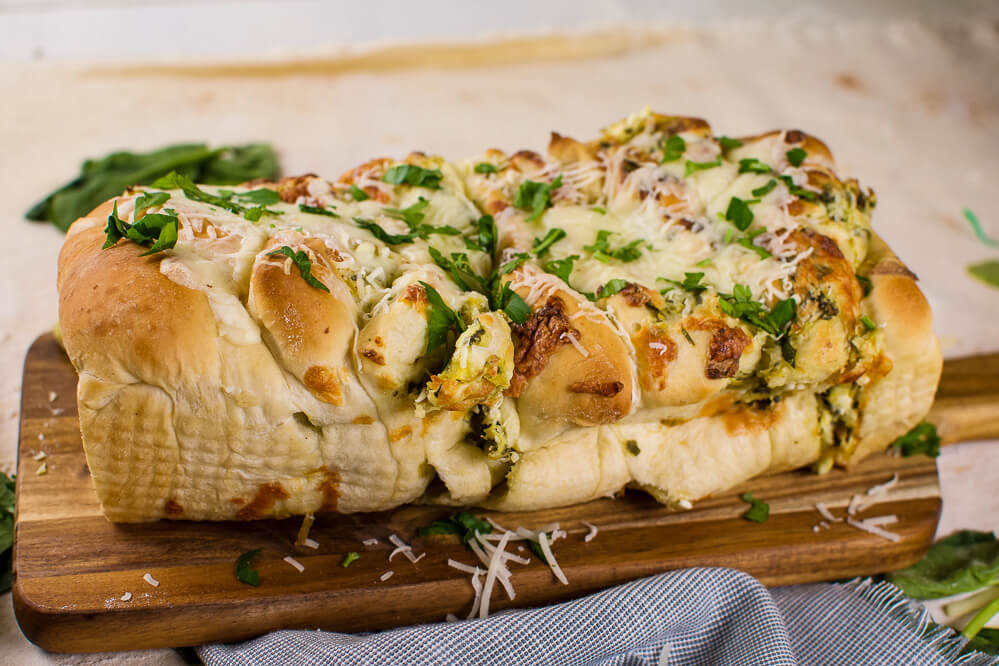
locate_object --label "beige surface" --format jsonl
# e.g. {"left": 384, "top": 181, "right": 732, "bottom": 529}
{"left": 1, "top": 17, "right": 998, "bottom": 663}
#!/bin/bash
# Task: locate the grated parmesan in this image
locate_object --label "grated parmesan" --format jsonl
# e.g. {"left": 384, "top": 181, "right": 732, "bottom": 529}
{"left": 143, "top": 573, "right": 159, "bottom": 587}
{"left": 479, "top": 530, "right": 513, "bottom": 618}
{"left": 362, "top": 538, "right": 380, "bottom": 547}
{"left": 814, "top": 502, "right": 842, "bottom": 523}
{"left": 302, "top": 538, "right": 320, "bottom": 550}
{"left": 388, "top": 534, "right": 425, "bottom": 563}
{"left": 283, "top": 556, "right": 305, "bottom": 573}
{"left": 563, "top": 332, "right": 589, "bottom": 357}
{"left": 120, "top": 592, "right": 132, "bottom": 602}
{"left": 32, "top": 451, "right": 47, "bottom": 462}
{"left": 846, "top": 517, "right": 902, "bottom": 542}
{"left": 379, "top": 570, "right": 394, "bottom": 582}
{"left": 582, "top": 521, "right": 599, "bottom": 543}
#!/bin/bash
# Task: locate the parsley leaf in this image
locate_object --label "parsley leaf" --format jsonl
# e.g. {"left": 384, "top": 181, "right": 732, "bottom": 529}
{"left": 786, "top": 147, "right": 807, "bottom": 167}
{"left": 495, "top": 284, "right": 532, "bottom": 324}
{"left": 892, "top": 421, "right": 941, "bottom": 458}
{"left": 499, "top": 252, "right": 531, "bottom": 275}
{"left": 472, "top": 215, "right": 497, "bottom": 255}
{"left": 418, "top": 511, "right": 493, "bottom": 544}
{"left": 584, "top": 230, "right": 648, "bottom": 263}
{"left": 223, "top": 188, "right": 281, "bottom": 205}
{"left": 777, "top": 175, "right": 818, "bottom": 202}
{"left": 133, "top": 191, "right": 170, "bottom": 218}
{"left": 382, "top": 164, "right": 443, "bottom": 190}
{"left": 349, "top": 184, "right": 370, "bottom": 201}
{"left": 235, "top": 549, "right": 262, "bottom": 586}
{"left": 736, "top": 237, "right": 771, "bottom": 259}
{"left": 725, "top": 196, "right": 754, "bottom": 231}
{"left": 968, "top": 260, "right": 999, "bottom": 290}
{"left": 299, "top": 204, "right": 339, "bottom": 218}
{"left": 719, "top": 284, "right": 796, "bottom": 338}
{"left": 738, "top": 158, "right": 772, "bottom": 175}
{"left": 474, "top": 163, "right": 498, "bottom": 175}
{"left": 718, "top": 136, "right": 744, "bottom": 151}
{"left": 0, "top": 472, "right": 14, "bottom": 593}
{"left": 428, "top": 247, "right": 487, "bottom": 293}
{"left": 856, "top": 274, "right": 873, "bottom": 297}
{"left": 740, "top": 492, "right": 770, "bottom": 523}
{"left": 660, "top": 135, "right": 686, "bottom": 163}
{"left": 341, "top": 552, "right": 360, "bottom": 568}
{"left": 419, "top": 281, "right": 465, "bottom": 354}
{"left": 152, "top": 171, "right": 246, "bottom": 215}
{"left": 528, "top": 537, "right": 551, "bottom": 565}
{"left": 684, "top": 158, "right": 722, "bottom": 177}
{"left": 597, "top": 279, "right": 631, "bottom": 299}
{"left": 383, "top": 197, "right": 430, "bottom": 227}
{"left": 860, "top": 315, "right": 876, "bottom": 331}
{"left": 543, "top": 254, "right": 579, "bottom": 284}
{"left": 353, "top": 217, "right": 415, "bottom": 245}
{"left": 103, "top": 201, "right": 179, "bottom": 255}
{"left": 514, "top": 175, "right": 563, "bottom": 222}
{"left": 659, "top": 272, "right": 707, "bottom": 293}
{"left": 531, "top": 228, "right": 566, "bottom": 257}
{"left": 267, "top": 246, "right": 330, "bottom": 292}
{"left": 751, "top": 179, "right": 778, "bottom": 198}
{"left": 591, "top": 206, "right": 607, "bottom": 215}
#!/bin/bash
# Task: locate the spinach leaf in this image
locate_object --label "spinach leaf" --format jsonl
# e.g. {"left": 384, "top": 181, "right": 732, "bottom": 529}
{"left": 27, "top": 142, "right": 278, "bottom": 231}
{"left": 103, "top": 201, "right": 178, "bottom": 255}
{"left": 891, "top": 421, "right": 941, "bottom": 458}
{"left": 888, "top": 531, "right": 999, "bottom": 598}
{"left": 740, "top": 492, "right": 770, "bottom": 523}
{"left": 514, "top": 176, "right": 562, "bottom": 222}
{"left": 235, "top": 549, "right": 262, "bottom": 586}
{"left": 419, "top": 281, "right": 465, "bottom": 354}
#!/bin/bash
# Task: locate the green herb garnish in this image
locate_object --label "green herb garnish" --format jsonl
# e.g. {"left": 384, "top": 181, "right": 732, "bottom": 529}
{"left": 419, "top": 281, "right": 466, "bottom": 354}
{"left": 786, "top": 147, "right": 807, "bottom": 167}
{"left": 888, "top": 531, "right": 999, "bottom": 598}
{"left": 660, "top": 135, "right": 686, "bottom": 163}
{"left": 719, "top": 284, "right": 796, "bottom": 338}
{"left": 514, "top": 175, "right": 563, "bottom": 223}
{"left": 776, "top": 175, "right": 818, "bottom": 202}
{"left": 738, "top": 158, "right": 772, "bottom": 175}
{"left": 418, "top": 511, "right": 493, "bottom": 544}
{"left": 267, "top": 246, "right": 330, "bottom": 292}
{"left": 133, "top": 191, "right": 170, "bottom": 218}
{"left": 353, "top": 217, "right": 415, "bottom": 245}
{"left": 428, "top": 248, "right": 486, "bottom": 294}
{"left": 0, "top": 472, "right": 14, "bottom": 593}
{"left": 596, "top": 279, "right": 630, "bottom": 300}
{"left": 684, "top": 158, "right": 722, "bottom": 177}
{"left": 299, "top": 204, "right": 339, "bottom": 218}
{"left": 659, "top": 272, "right": 707, "bottom": 293}
{"left": 591, "top": 206, "right": 607, "bottom": 215}
{"left": 740, "top": 492, "right": 770, "bottom": 523}
{"left": 382, "top": 164, "right": 443, "bottom": 190}
{"left": 531, "top": 228, "right": 566, "bottom": 257}
{"left": 736, "top": 237, "right": 771, "bottom": 259}
{"left": 543, "top": 255, "right": 579, "bottom": 284}
{"left": 474, "top": 163, "right": 498, "bottom": 175}
{"left": 103, "top": 201, "right": 179, "bottom": 256}
{"left": 235, "top": 549, "right": 262, "bottom": 586}
{"left": 860, "top": 315, "right": 876, "bottom": 331}
{"left": 467, "top": 215, "right": 497, "bottom": 255}
{"left": 383, "top": 196, "right": 430, "bottom": 226}
{"left": 26, "top": 142, "right": 278, "bottom": 232}
{"left": 725, "top": 196, "right": 754, "bottom": 231}
{"left": 856, "top": 274, "right": 873, "bottom": 297}
{"left": 341, "top": 552, "right": 360, "bottom": 568}
{"left": 891, "top": 421, "right": 941, "bottom": 458}
{"left": 751, "top": 179, "right": 778, "bottom": 198}
{"left": 349, "top": 184, "right": 370, "bottom": 201}
{"left": 718, "top": 136, "right": 744, "bottom": 152}
{"left": 968, "top": 260, "right": 999, "bottom": 290}
{"left": 584, "top": 230, "right": 648, "bottom": 263}
{"left": 494, "top": 283, "right": 532, "bottom": 325}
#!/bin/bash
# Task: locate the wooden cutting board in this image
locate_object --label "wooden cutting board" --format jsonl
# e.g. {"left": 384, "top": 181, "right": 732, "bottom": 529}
{"left": 12, "top": 334, "right": 999, "bottom": 653}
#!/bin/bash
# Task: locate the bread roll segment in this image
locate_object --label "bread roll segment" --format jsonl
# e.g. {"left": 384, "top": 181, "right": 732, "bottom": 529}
{"left": 57, "top": 109, "right": 941, "bottom": 521}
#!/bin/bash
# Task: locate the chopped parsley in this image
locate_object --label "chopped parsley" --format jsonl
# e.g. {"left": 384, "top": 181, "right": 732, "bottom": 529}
{"left": 349, "top": 184, "right": 370, "bottom": 201}
{"left": 494, "top": 283, "right": 532, "bottom": 324}
{"left": 717, "top": 136, "right": 744, "bottom": 152}
{"left": 133, "top": 191, "right": 170, "bottom": 218}
{"left": 341, "top": 552, "right": 360, "bottom": 568}
{"left": 498, "top": 252, "right": 531, "bottom": 276}
{"left": 595, "top": 279, "right": 631, "bottom": 300}
{"left": 474, "top": 162, "right": 498, "bottom": 175}
{"left": 660, "top": 134, "right": 686, "bottom": 163}
{"left": 428, "top": 247, "right": 486, "bottom": 294}
{"left": 659, "top": 272, "right": 707, "bottom": 293}
{"left": 267, "top": 246, "right": 330, "bottom": 293}
{"left": 591, "top": 206, "right": 607, "bottom": 215}
{"left": 353, "top": 217, "right": 415, "bottom": 245}
{"left": 235, "top": 549, "right": 262, "bottom": 586}
{"left": 219, "top": 187, "right": 281, "bottom": 206}
{"left": 684, "top": 158, "right": 722, "bottom": 177}
{"left": 786, "top": 147, "right": 807, "bottom": 167}
{"left": 531, "top": 228, "right": 566, "bottom": 256}
{"left": 725, "top": 196, "right": 754, "bottom": 231}
{"left": 856, "top": 274, "right": 873, "bottom": 297}
{"left": 543, "top": 254, "right": 579, "bottom": 284}
{"left": 464, "top": 215, "right": 497, "bottom": 255}
{"left": 584, "top": 230, "right": 648, "bottom": 263}
{"left": 777, "top": 175, "right": 818, "bottom": 202}
{"left": 419, "top": 281, "right": 466, "bottom": 354}
{"left": 751, "top": 179, "right": 778, "bottom": 198}
{"left": 418, "top": 511, "right": 493, "bottom": 543}
{"left": 514, "top": 175, "right": 563, "bottom": 223}
{"left": 719, "top": 284, "right": 796, "bottom": 339}
{"left": 0, "top": 472, "right": 13, "bottom": 593}
{"left": 382, "top": 164, "right": 443, "bottom": 190}
{"left": 860, "top": 315, "right": 876, "bottom": 331}
{"left": 738, "top": 158, "right": 772, "bottom": 175}
{"left": 740, "top": 492, "right": 770, "bottom": 523}
{"left": 891, "top": 421, "right": 941, "bottom": 458}
{"left": 625, "top": 440, "right": 641, "bottom": 455}
{"left": 299, "top": 203, "right": 339, "bottom": 218}
{"left": 736, "top": 236, "right": 771, "bottom": 259}
{"left": 383, "top": 196, "right": 430, "bottom": 226}
{"left": 103, "top": 201, "right": 178, "bottom": 256}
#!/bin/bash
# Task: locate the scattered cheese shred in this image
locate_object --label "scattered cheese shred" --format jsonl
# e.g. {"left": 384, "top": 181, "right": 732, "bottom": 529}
{"left": 814, "top": 502, "right": 842, "bottom": 523}
{"left": 538, "top": 532, "right": 569, "bottom": 586}
{"left": 379, "top": 570, "right": 394, "bottom": 582}
{"left": 303, "top": 538, "right": 320, "bottom": 550}
{"left": 295, "top": 513, "right": 315, "bottom": 548}
{"left": 32, "top": 451, "right": 47, "bottom": 462}
{"left": 445, "top": 613, "right": 459, "bottom": 623}
{"left": 362, "top": 538, "right": 380, "bottom": 547}
{"left": 388, "top": 534, "right": 425, "bottom": 563}
{"left": 479, "top": 530, "right": 513, "bottom": 619}
{"left": 846, "top": 517, "right": 902, "bottom": 542}
{"left": 120, "top": 592, "right": 132, "bottom": 602}
{"left": 866, "top": 473, "right": 899, "bottom": 497}
{"left": 48, "top": 391, "right": 57, "bottom": 402}
{"left": 283, "top": 556, "right": 305, "bottom": 573}
{"left": 862, "top": 514, "right": 899, "bottom": 527}
{"left": 36, "top": 462, "right": 47, "bottom": 476}
{"left": 563, "top": 332, "right": 589, "bottom": 358}
{"left": 582, "top": 521, "right": 599, "bottom": 543}
{"left": 143, "top": 573, "right": 159, "bottom": 587}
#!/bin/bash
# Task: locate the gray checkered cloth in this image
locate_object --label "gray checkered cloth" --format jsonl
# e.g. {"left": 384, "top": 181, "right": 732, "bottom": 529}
{"left": 199, "top": 568, "right": 998, "bottom": 665}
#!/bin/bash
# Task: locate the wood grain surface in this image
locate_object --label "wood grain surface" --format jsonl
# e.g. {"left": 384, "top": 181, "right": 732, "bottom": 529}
{"left": 12, "top": 334, "right": 995, "bottom": 653}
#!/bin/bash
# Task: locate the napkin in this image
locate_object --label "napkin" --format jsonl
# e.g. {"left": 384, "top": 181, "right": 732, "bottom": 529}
{"left": 199, "top": 567, "right": 996, "bottom": 665}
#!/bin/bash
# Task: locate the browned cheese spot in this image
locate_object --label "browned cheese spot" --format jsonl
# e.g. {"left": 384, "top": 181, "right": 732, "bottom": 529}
{"left": 705, "top": 326, "right": 751, "bottom": 379}
{"left": 163, "top": 499, "right": 184, "bottom": 517}
{"left": 318, "top": 466, "right": 341, "bottom": 512}
{"left": 507, "top": 296, "right": 578, "bottom": 398}
{"left": 303, "top": 365, "right": 344, "bottom": 405}
{"left": 359, "top": 348, "right": 386, "bottom": 366}
{"left": 569, "top": 380, "right": 624, "bottom": 396}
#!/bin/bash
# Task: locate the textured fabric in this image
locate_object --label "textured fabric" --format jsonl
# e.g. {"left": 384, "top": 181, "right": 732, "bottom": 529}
{"left": 199, "top": 568, "right": 998, "bottom": 666}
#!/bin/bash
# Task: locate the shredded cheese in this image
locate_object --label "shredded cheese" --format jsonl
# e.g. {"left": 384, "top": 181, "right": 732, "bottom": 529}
{"left": 283, "top": 556, "right": 305, "bottom": 573}
{"left": 563, "top": 332, "right": 589, "bottom": 357}
{"left": 814, "top": 502, "right": 842, "bottom": 523}
{"left": 302, "top": 538, "right": 320, "bottom": 550}
{"left": 379, "top": 570, "right": 394, "bottom": 582}
{"left": 362, "top": 538, "right": 380, "bottom": 547}
{"left": 537, "top": 533, "right": 569, "bottom": 586}
{"left": 388, "top": 534, "right": 425, "bottom": 563}
{"left": 32, "top": 451, "right": 47, "bottom": 462}
{"left": 582, "top": 521, "right": 599, "bottom": 543}
{"left": 143, "top": 573, "right": 159, "bottom": 587}
{"left": 295, "top": 513, "right": 315, "bottom": 548}
{"left": 846, "top": 517, "right": 902, "bottom": 542}
{"left": 120, "top": 592, "right": 132, "bottom": 602}
{"left": 479, "top": 530, "right": 513, "bottom": 618}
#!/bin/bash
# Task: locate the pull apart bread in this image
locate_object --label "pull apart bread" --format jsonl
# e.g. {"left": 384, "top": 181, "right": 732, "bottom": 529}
{"left": 57, "top": 109, "right": 942, "bottom": 521}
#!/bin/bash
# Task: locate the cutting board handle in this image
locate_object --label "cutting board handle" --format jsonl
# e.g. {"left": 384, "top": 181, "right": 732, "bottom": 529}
{"left": 930, "top": 353, "right": 999, "bottom": 446}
